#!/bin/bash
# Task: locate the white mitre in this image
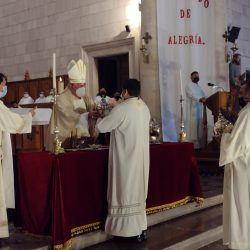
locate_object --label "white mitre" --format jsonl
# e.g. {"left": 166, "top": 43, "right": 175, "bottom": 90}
{"left": 67, "top": 59, "right": 86, "bottom": 84}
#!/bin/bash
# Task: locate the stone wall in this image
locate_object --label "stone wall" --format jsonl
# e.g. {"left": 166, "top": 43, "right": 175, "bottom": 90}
{"left": 0, "top": 0, "right": 140, "bottom": 81}
{"left": 227, "top": 0, "right": 250, "bottom": 72}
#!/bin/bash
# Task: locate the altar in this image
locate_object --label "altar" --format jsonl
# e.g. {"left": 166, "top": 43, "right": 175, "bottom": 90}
{"left": 16, "top": 142, "right": 203, "bottom": 249}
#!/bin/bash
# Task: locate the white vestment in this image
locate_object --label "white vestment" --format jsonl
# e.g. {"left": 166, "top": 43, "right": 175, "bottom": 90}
{"left": 47, "top": 87, "right": 95, "bottom": 150}
{"left": 185, "top": 82, "right": 205, "bottom": 148}
{"left": 0, "top": 100, "right": 32, "bottom": 238}
{"left": 18, "top": 96, "right": 34, "bottom": 105}
{"left": 34, "top": 97, "right": 47, "bottom": 104}
{"left": 219, "top": 103, "right": 250, "bottom": 250}
{"left": 97, "top": 97, "right": 150, "bottom": 237}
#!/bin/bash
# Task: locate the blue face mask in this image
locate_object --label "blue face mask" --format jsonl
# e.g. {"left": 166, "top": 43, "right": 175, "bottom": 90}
{"left": 0, "top": 86, "right": 7, "bottom": 98}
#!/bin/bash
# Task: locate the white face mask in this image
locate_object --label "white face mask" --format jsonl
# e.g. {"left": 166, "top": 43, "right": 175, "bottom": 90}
{"left": 0, "top": 86, "right": 7, "bottom": 98}
{"left": 76, "top": 86, "right": 86, "bottom": 98}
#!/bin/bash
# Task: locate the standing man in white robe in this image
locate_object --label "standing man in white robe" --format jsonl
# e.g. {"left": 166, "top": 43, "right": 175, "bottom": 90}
{"left": 185, "top": 71, "right": 206, "bottom": 149}
{"left": 219, "top": 82, "right": 250, "bottom": 249}
{"left": 0, "top": 73, "right": 35, "bottom": 239}
{"left": 97, "top": 79, "right": 150, "bottom": 242}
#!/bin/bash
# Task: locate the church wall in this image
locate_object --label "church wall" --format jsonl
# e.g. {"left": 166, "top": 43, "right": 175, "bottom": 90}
{"left": 227, "top": 0, "right": 250, "bottom": 72}
{"left": 0, "top": 0, "right": 141, "bottom": 82}
{"left": 140, "top": 0, "right": 161, "bottom": 121}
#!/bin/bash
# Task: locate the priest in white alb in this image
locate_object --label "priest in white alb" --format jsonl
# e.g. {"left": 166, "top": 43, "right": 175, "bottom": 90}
{"left": 185, "top": 71, "right": 206, "bottom": 148}
{"left": 97, "top": 79, "right": 150, "bottom": 242}
{"left": 219, "top": 82, "right": 250, "bottom": 250}
{"left": 0, "top": 73, "right": 35, "bottom": 238}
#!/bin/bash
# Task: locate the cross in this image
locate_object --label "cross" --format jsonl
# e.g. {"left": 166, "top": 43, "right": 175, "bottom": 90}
{"left": 222, "top": 30, "right": 229, "bottom": 42}
{"left": 142, "top": 32, "right": 152, "bottom": 44}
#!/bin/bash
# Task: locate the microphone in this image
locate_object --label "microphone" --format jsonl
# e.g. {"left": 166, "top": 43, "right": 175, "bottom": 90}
{"left": 208, "top": 83, "right": 215, "bottom": 87}
{"left": 207, "top": 83, "right": 225, "bottom": 91}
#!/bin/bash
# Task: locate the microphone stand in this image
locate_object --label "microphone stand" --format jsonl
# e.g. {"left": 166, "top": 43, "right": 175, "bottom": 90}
{"left": 207, "top": 83, "right": 225, "bottom": 92}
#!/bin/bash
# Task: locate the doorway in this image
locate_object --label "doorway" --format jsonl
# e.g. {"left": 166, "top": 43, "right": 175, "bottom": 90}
{"left": 96, "top": 53, "right": 129, "bottom": 98}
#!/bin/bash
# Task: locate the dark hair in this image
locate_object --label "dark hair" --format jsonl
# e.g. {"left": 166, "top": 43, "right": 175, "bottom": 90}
{"left": 122, "top": 79, "right": 141, "bottom": 97}
{"left": 113, "top": 91, "right": 121, "bottom": 101}
{"left": 0, "top": 73, "right": 7, "bottom": 83}
{"left": 245, "top": 81, "right": 250, "bottom": 92}
{"left": 190, "top": 71, "right": 198, "bottom": 77}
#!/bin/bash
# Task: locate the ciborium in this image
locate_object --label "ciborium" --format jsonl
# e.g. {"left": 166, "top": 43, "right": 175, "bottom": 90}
{"left": 213, "top": 111, "right": 234, "bottom": 143}
{"left": 149, "top": 118, "right": 161, "bottom": 143}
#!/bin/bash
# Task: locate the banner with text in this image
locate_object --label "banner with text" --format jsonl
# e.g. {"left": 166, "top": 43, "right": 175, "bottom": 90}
{"left": 157, "top": 0, "right": 228, "bottom": 142}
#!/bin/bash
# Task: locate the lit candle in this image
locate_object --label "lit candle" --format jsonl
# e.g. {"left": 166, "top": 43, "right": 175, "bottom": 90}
{"left": 58, "top": 77, "right": 64, "bottom": 94}
{"left": 53, "top": 53, "right": 56, "bottom": 91}
{"left": 179, "top": 69, "right": 183, "bottom": 96}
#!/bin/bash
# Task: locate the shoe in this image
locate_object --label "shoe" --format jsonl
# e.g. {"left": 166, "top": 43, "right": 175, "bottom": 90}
{"left": 141, "top": 230, "right": 147, "bottom": 241}
{"left": 133, "top": 235, "right": 142, "bottom": 243}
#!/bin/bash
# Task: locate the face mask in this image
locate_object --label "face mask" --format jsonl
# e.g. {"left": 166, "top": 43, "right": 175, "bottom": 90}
{"left": 76, "top": 86, "right": 86, "bottom": 97}
{"left": 192, "top": 77, "right": 199, "bottom": 83}
{"left": 100, "top": 91, "right": 106, "bottom": 97}
{"left": 114, "top": 96, "right": 121, "bottom": 101}
{"left": 0, "top": 86, "right": 7, "bottom": 98}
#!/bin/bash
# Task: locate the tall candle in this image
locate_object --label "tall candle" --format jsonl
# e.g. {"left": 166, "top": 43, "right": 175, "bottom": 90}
{"left": 179, "top": 69, "right": 183, "bottom": 96}
{"left": 53, "top": 53, "right": 56, "bottom": 91}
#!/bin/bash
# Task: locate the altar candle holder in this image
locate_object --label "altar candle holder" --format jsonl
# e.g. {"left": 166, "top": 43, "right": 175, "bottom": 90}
{"left": 178, "top": 95, "right": 187, "bottom": 143}
{"left": 51, "top": 88, "right": 64, "bottom": 155}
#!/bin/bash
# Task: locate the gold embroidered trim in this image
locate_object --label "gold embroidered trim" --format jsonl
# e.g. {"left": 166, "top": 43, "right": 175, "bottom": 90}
{"left": 146, "top": 196, "right": 204, "bottom": 215}
{"left": 53, "top": 222, "right": 102, "bottom": 250}
{"left": 54, "top": 239, "right": 72, "bottom": 250}
{"left": 53, "top": 197, "right": 204, "bottom": 249}
{"left": 71, "top": 221, "right": 102, "bottom": 237}
{"left": 193, "top": 197, "right": 204, "bottom": 206}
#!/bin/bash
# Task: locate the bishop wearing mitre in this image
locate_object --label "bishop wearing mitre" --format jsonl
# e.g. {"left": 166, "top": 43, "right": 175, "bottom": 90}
{"left": 47, "top": 59, "right": 96, "bottom": 150}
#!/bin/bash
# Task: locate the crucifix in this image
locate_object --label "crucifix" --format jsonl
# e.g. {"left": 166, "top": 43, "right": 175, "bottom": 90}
{"left": 222, "top": 29, "right": 229, "bottom": 43}
{"left": 142, "top": 32, "right": 152, "bottom": 44}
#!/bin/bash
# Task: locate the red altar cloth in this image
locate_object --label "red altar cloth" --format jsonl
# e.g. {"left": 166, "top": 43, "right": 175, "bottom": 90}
{"left": 17, "top": 142, "right": 203, "bottom": 249}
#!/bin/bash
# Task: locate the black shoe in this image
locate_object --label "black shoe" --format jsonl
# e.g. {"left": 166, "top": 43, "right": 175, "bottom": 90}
{"left": 112, "top": 235, "right": 142, "bottom": 243}
{"left": 141, "top": 230, "right": 147, "bottom": 241}
{"left": 135, "top": 235, "right": 142, "bottom": 243}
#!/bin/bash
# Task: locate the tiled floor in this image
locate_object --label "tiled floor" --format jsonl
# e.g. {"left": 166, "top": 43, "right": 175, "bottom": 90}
{"left": 84, "top": 205, "right": 223, "bottom": 250}
{"left": 0, "top": 224, "right": 50, "bottom": 249}
{"left": 198, "top": 240, "right": 229, "bottom": 250}
{"left": 0, "top": 173, "right": 225, "bottom": 250}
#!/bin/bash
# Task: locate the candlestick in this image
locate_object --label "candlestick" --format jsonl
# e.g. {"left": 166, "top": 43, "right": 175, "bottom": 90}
{"left": 179, "top": 69, "right": 183, "bottom": 96}
{"left": 178, "top": 96, "right": 186, "bottom": 143}
{"left": 53, "top": 53, "right": 56, "bottom": 91}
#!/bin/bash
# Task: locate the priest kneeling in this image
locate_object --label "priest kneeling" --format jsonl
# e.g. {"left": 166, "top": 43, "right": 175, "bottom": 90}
{"left": 219, "top": 81, "right": 250, "bottom": 250}
{"left": 96, "top": 79, "right": 151, "bottom": 242}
